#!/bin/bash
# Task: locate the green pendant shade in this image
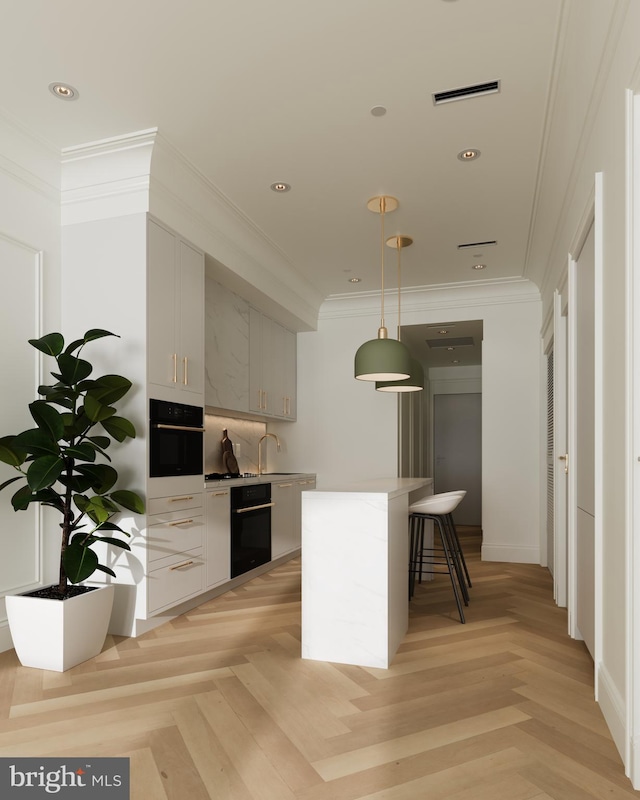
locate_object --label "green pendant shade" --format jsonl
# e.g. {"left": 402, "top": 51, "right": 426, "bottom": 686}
{"left": 354, "top": 333, "right": 412, "bottom": 381}
{"left": 375, "top": 357, "right": 424, "bottom": 392}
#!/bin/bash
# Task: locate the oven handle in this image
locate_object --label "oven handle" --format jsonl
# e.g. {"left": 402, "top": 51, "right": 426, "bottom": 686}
{"left": 152, "top": 423, "right": 206, "bottom": 432}
{"left": 234, "top": 502, "right": 275, "bottom": 514}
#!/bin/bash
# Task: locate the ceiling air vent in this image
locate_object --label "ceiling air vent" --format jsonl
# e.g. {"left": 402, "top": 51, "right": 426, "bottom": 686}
{"left": 433, "top": 80, "right": 500, "bottom": 105}
{"left": 427, "top": 337, "right": 475, "bottom": 349}
{"left": 457, "top": 240, "right": 497, "bottom": 250}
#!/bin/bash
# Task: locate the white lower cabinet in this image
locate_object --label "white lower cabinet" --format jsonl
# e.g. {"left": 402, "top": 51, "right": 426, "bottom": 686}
{"left": 146, "top": 492, "right": 204, "bottom": 614}
{"left": 206, "top": 488, "right": 231, "bottom": 588}
{"left": 271, "top": 480, "right": 295, "bottom": 559}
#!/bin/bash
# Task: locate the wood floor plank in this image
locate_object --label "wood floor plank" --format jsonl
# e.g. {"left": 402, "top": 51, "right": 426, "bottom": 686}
{"left": 0, "top": 527, "right": 638, "bottom": 798}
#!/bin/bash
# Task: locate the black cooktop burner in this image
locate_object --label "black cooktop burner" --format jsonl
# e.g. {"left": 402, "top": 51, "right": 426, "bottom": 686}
{"left": 205, "top": 472, "right": 239, "bottom": 480}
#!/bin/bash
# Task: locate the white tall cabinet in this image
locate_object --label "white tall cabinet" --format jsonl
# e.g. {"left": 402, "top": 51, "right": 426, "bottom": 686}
{"left": 62, "top": 212, "right": 205, "bottom": 636}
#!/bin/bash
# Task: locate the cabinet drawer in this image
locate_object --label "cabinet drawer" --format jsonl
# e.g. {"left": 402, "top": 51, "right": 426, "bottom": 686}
{"left": 147, "top": 514, "right": 204, "bottom": 563}
{"left": 148, "top": 493, "right": 203, "bottom": 516}
{"left": 148, "top": 549, "right": 204, "bottom": 613}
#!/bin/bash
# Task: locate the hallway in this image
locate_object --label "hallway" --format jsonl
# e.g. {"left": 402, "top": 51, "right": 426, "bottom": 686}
{"left": 0, "top": 532, "right": 637, "bottom": 799}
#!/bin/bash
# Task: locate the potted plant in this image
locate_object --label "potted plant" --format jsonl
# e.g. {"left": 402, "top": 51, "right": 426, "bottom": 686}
{"left": 0, "top": 329, "right": 145, "bottom": 671}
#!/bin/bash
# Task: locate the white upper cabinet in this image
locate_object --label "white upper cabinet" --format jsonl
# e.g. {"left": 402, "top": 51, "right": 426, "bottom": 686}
{"left": 148, "top": 219, "right": 204, "bottom": 401}
{"left": 249, "top": 308, "right": 297, "bottom": 420}
{"left": 205, "top": 277, "right": 250, "bottom": 412}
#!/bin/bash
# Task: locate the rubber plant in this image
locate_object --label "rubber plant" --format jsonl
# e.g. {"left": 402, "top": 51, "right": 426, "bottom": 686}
{"left": 0, "top": 329, "right": 145, "bottom": 599}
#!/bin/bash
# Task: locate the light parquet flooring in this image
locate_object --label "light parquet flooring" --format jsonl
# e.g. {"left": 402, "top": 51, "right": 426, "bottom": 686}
{"left": 1, "top": 527, "right": 639, "bottom": 799}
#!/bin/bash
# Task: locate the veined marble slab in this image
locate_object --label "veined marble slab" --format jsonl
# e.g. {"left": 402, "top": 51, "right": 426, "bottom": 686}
{"left": 301, "top": 477, "right": 430, "bottom": 669}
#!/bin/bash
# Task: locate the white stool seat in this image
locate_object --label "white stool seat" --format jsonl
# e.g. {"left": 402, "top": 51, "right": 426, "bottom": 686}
{"left": 409, "top": 491, "right": 464, "bottom": 516}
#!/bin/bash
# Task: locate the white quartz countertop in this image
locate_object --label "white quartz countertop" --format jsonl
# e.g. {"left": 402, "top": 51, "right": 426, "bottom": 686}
{"left": 312, "top": 476, "right": 431, "bottom": 499}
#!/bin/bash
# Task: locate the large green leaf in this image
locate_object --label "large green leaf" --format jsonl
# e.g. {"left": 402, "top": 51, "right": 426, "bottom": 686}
{"left": 58, "top": 473, "right": 93, "bottom": 493}
{"left": 13, "top": 428, "right": 59, "bottom": 456}
{"left": 37, "top": 387, "right": 74, "bottom": 409}
{"left": 83, "top": 394, "right": 117, "bottom": 423}
{"left": 11, "top": 484, "right": 34, "bottom": 511}
{"left": 57, "top": 353, "right": 93, "bottom": 385}
{"left": 26, "top": 455, "right": 64, "bottom": 491}
{"left": 29, "top": 400, "right": 65, "bottom": 441}
{"left": 63, "top": 443, "right": 96, "bottom": 462}
{"left": 0, "top": 436, "right": 27, "bottom": 467}
{"left": 29, "top": 332, "right": 64, "bottom": 356}
{"left": 62, "top": 540, "right": 99, "bottom": 583}
{"left": 75, "top": 463, "right": 117, "bottom": 493}
{"left": 94, "top": 535, "right": 131, "bottom": 551}
{"left": 94, "top": 564, "right": 117, "bottom": 578}
{"left": 86, "top": 375, "right": 132, "bottom": 406}
{"left": 84, "top": 329, "right": 118, "bottom": 343}
{"left": 100, "top": 416, "right": 136, "bottom": 442}
{"left": 73, "top": 494, "right": 118, "bottom": 524}
{"left": 110, "top": 489, "right": 145, "bottom": 514}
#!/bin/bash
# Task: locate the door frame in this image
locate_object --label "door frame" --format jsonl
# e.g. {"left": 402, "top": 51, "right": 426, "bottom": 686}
{"left": 553, "top": 288, "right": 568, "bottom": 608}
{"left": 566, "top": 175, "right": 603, "bottom": 684}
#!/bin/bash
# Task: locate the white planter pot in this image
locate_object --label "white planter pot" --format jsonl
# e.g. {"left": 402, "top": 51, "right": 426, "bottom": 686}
{"left": 6, "top": 584, "right": 115, "bottom": 672}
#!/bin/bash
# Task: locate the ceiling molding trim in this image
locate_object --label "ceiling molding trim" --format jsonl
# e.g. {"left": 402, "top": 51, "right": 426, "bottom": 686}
{"left": 0, "top": 110, "right": 60, "bottom": 201}
{"left": 320, "top": 277, "right": 541, "bottom": 320}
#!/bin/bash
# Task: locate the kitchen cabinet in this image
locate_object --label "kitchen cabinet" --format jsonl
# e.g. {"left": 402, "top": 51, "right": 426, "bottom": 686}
{"left": 205, "top": 487, "right": 231, "bottom": 588}
{"left": 249, "top": 308, "right": 297, "bottom": 419}
{"left": 148, "top": 218, "right": 204, "bottom": 401}
{"left": 204, "top": 277, "right": 250, "bottom": 412}
{"left": 146, "top": 492, "right": 205, "bottom": 614}
{"left": 271, "top": 479, "right": 295, "bottom": 559}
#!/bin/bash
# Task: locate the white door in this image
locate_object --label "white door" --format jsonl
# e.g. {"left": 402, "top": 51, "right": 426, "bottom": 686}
{"left": 433, "top": 392, "right": 482, "bottom": 525}
{"left": 553, "top": 294, "right": 568, "bottom": 608}
{"left": 573, "top": 222, "right": 596, "bottom": 658}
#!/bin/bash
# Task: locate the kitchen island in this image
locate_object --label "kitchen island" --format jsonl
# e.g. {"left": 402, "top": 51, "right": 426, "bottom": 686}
{"left": 301, "top": 477, "right": 432, "bottom": 669}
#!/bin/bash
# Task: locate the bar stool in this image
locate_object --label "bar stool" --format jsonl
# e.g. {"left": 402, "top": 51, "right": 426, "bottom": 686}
{"left": 433, "top": 490, "right": 472, "bottom": 591}
{"left": 408, "top": 492, "right": 468, "bottom": 623}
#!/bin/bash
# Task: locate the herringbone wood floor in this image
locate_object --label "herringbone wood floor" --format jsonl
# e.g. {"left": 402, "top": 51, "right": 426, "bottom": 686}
{"left": 1, "top": 528, "right": 639, "bottom": 799}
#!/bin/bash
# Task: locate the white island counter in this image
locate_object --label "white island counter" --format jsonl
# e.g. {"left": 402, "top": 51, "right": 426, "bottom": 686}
{"left": 301, "top": 477, "right": 432, "bottom": 669}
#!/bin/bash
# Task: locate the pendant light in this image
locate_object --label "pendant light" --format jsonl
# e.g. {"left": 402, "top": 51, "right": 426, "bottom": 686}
{"left": 354, "top": 196, "right": 412, "bottom": 381}
{"left": 376, "top": 234, "right": 424, "bottom": 392}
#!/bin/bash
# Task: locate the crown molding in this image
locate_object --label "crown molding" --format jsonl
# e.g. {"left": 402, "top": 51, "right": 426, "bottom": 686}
{"left": 320, "top": 277, "right": 541, "bottom": 320}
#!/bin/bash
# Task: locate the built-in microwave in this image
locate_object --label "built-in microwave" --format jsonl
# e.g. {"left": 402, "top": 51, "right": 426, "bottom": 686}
{"left": 149, "top": 399, "right": 204, "bottom": 478}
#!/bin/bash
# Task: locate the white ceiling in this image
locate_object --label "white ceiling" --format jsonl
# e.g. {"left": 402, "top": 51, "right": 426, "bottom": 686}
{"left": 0, "top": 0, "right": 579, "bottom": 306}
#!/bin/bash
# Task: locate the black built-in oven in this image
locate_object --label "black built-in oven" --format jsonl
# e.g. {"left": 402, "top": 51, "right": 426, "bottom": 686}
{"left": 149, "top": 399, "right": 204, "bottom": 477}
{"left": 230, "top": 483, "right": 273, "bottom": 577}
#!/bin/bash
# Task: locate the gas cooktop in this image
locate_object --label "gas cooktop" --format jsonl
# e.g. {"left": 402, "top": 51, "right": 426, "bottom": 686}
{"left": 205, "top": 472, "right": 257, "bottom": 480}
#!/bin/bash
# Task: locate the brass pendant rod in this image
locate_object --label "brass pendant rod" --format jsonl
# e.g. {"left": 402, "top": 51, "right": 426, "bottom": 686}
{"left": 380, "top": 196, "right": 386, "bottom": 330}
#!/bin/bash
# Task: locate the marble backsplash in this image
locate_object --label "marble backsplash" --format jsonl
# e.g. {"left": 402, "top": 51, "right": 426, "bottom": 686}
{"left": 205, "top": 413, "right": 266, "bottom": 474}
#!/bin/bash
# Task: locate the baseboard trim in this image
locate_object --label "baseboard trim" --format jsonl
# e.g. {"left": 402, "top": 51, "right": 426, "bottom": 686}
{"left": 481, "top": 543, "right": 540, "bottom": 563}
{"left": 597, "top": 662, "right": 627, "bottom": 763}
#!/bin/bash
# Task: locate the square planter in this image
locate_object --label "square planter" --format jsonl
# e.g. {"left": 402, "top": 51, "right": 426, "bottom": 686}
{"left": 6, "top": 584, "right": 115, "bottom": 672}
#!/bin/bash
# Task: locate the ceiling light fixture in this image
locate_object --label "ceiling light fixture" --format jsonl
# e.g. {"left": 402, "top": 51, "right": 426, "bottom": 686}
{"left": 48, "top": 82, "right": 79, "bottom": 101}
{"left": 439, "top": 329, "right": 449, "bottom": 335}
{"left": 270, "top": 182, "right": 291, "bottom": 193}
{"left": 376, "top": 235, "right": 424, "bottom": 393}
{"left": 370, "top": 105, "right": 387, "bottom": 117}
{"left": 354, "top": 196, "right": 411, "bottom": 382}
{"left": 457, "top": 149, "right": 480, "bottom": 161}
{"left": 472, "top": 263, "right": 486, "bottom": 270}
{"left": 349, "top": 277, "right": 361, "bottom": 283}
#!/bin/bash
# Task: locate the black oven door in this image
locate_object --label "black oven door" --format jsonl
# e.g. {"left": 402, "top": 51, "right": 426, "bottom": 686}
{"left": 149, "top": 400, "right": 204, "bottom": 477}
{"left": 231, "top": 484, "right": 273, "bottom": 577}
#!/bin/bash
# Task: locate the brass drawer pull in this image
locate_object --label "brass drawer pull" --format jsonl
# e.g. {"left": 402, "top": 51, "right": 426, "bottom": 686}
{"left": 169, "top": 495, "right": 195, "bottom": 502}
{"left": 170, "top": 560, "right": 194, "bottom": 571}
{"left": 169, "top": 518, "right": 194, "bottom": 526}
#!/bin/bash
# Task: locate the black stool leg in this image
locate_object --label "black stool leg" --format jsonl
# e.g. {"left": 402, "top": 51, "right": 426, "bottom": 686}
{"left": 447, "top": 512, "right": 472, "bottom": 588}
{"left": 434, "top": 516, "right": 465, "bottom": 624}
{"left": 442, "top": 515, "right": 469, "bottom": 604}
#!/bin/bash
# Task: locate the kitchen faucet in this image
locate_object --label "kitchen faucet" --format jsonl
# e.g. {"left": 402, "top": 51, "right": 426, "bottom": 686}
{"left": 258, "top": 433, "right": 281, "bottom": 475}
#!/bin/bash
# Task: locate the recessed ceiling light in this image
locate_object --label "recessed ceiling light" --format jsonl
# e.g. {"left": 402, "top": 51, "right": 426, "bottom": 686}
{"left": 472, "top": 263, "right": 486, "bottom": 270}
{"left": 458, "top": 149, "right": 480, "bottom": 161}
{"left": 49, "top": 82, "right": 79, "bottom": 101}
{"left": 452, "top": 359, "right": 461, "bottom": 364}
{"left": 349, "top": 277, "right": 361, "bottom": 283}
{"left": 370, "top": 105, "right": 387, "bottom": 117}
{"left": 270, "top": 182, "right": 291, "bottom": 193}
{"left": 447, "top": 346, "right": 455, "bottom": 351}
{"left": 439, "top": 329, "right": 449, "bottom": 335}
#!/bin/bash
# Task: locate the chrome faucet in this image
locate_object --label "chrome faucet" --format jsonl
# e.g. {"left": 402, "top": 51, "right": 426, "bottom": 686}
{"left": 258, "top": 433, "right": 281, "bottom": 475}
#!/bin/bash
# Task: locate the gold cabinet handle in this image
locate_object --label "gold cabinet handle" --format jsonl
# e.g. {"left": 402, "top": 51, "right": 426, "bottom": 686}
{"left": 263, "top": 390, "right": 267, "bottom": 411}
{"left": 210, "top": 490, "right": 229, "bottom": 497}
{"left": 169, "top": 495, "right": 194, "bottom": 503}
{"left": 172, "top": 353, "right": 177, "bottom": 384}
{"left": 170, "top": 560, "right": 194, "bottom": 571}
{"left": 183, "top": 356, "right": 188, "bottom": 385}
{"left": 169, "top": 518, "right": 194, "bottom": 526}
{"left": 277, "top": 482, "right": 293, "bottom": 488}
{"left": 558, "top": 453, "right": 568, "bottom": 474}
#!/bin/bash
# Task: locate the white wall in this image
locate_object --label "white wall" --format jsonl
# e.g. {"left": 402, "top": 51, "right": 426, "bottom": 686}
{"left": 0, "top": 114, "right": 62, "bottom": 651}
{"left": 275, "top": 280, "right": 542, "bottom": 562}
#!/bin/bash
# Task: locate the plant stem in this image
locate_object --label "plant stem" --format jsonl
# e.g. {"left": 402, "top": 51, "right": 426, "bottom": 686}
{"left": 58, "top": 458, "right": 75, "bottom": 595}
